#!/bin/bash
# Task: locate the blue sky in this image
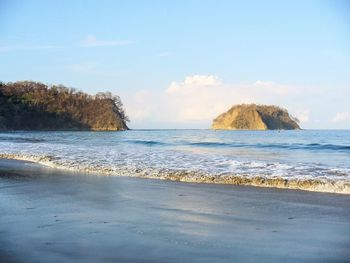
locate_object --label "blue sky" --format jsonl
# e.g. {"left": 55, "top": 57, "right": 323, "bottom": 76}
{"left": 1, "top": 0, "right": 350, "bottom": 129}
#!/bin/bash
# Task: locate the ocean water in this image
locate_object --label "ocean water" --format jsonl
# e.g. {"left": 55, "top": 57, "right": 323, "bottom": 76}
{"left": 0, "top": 130, "right": 349, "bottom": 193}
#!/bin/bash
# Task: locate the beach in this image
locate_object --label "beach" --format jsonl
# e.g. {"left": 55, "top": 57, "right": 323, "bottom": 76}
{"left": 1, "top": 158, "right": 349, "bottom": 263}
{"left": 2, "top": 1, "right": 350, "bottom": 262}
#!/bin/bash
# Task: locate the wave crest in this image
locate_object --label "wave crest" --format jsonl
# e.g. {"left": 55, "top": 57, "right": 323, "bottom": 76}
{"left": 1, "top": 153, "right": 349, "bottom": 194}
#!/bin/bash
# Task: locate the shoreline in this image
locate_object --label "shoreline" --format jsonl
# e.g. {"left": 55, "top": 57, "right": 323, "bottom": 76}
{"left": 0, "top": 153, "right": 349, "bottom": 194}
{"left": 1, "top": 158, "right": 350, "bottom": 263}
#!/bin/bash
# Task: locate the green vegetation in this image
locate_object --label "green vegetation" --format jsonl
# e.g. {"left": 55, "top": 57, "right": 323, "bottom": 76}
{"left": 0, "top": 81, "right": 129, "bottom": 130}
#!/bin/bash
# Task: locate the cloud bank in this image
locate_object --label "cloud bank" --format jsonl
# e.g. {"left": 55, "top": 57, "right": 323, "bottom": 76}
{"left": 332, "top": 112, "right": 350, "bottom": 123}
{"left": 124, "top": 75, "right": 308, "bottom": 128}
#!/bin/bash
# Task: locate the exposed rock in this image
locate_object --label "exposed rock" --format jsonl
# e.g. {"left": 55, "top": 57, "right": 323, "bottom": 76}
{"left": 212, "top": 104, "right": 300, "bottom": 130}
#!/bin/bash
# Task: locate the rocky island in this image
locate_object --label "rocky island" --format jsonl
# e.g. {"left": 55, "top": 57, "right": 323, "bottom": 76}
{"left": 212, "top": 104, "right": 300, "bottom": 130}
{"left": 0, "top": 81, "right": 129, "bottom": 131}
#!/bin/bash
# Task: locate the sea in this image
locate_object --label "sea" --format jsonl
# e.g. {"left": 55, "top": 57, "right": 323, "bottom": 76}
{"left": 0, "top": 130, "right": 349, "bottom": 193}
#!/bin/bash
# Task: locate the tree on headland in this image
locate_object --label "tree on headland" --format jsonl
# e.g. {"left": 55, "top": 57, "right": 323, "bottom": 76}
{"left": 0, "top": 81, "right": 129, "bottom": 131}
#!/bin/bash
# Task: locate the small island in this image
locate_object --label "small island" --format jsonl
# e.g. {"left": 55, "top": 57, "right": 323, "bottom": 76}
{"left": 212, "top": 104, "right": 300, "bottom": 130}
{"left": 0, "top": 81, "right": 129, "bottom": 131}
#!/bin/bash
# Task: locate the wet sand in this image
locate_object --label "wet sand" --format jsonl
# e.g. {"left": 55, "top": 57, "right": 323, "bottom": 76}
{"left": 0, "top": 159, "right": 350, "bottom": 263}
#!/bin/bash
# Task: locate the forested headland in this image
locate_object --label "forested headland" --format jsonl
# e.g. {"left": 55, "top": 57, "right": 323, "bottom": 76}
{"left": 0, "top": 81, "right": 129, "bottom": 131}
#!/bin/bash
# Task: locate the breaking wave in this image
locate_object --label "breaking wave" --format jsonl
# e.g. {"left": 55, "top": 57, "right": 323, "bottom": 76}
{"left": 0, "top": 153, "right": 349, "bottom": 194}
{"left": 1, "top": 130, "right": 350, "bottom": 194}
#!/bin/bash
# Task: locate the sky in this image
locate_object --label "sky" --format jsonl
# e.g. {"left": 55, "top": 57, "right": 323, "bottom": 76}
{"left": 1, "top": 0, "right": 350, "bottom": 129}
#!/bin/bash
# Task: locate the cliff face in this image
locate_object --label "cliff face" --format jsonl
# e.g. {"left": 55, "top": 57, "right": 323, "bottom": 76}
{"left": 212, "top": 104, "right": 300, "bottom": 130}
{"left": 0, "top": 81, "right": 129, "bottom": 131}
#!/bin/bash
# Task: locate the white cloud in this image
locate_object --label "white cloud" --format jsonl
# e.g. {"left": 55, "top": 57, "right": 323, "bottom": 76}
{"left": 81, "top": 34, "right": 132, "bottom": 47}
{"left": 166, "top": 75, "right": 221, "bottom": 94}
{"left": 125, "top": 90, "right": 155, "bottom": 120}
{"left": 125, "top": 75, "right": 303, "bottom": 126}
{"left": 294, "top": 110, "right": 309, "bottom": 123}
{"left": 332, "top": 112, "right": 350, "bottom": 123}
{"left": 163, "top": 75, "right": 298, "bottom": 122}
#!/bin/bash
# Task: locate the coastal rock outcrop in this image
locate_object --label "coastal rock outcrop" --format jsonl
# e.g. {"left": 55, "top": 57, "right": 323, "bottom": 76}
{"left": 212, "top": 104, "right": 300, "bottom": 130}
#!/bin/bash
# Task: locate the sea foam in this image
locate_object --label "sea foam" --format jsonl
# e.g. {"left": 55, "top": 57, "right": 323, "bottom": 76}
{"left": 0, "top": 130, "right": 349, "bottom": 194}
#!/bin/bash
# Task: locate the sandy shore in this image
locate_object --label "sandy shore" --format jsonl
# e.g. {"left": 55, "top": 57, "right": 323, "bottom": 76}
{"left": 1, "top": 159, "right": 350, "bottom": 263}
